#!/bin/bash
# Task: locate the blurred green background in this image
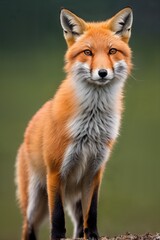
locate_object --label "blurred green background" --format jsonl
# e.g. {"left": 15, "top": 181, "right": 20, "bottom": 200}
{"left": 1, "top": 0, "right": 160, "bottom": 239}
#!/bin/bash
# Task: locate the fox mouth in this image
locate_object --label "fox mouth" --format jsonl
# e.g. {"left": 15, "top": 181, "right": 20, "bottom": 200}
{"left": 87, "top": 78, "right": 111, "bottom": 85}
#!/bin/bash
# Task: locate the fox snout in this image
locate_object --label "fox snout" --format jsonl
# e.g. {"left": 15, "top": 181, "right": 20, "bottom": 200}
{"left": 72, "top": 60, "right": 128, "bottom": 86}
{"left": 91, "top": 67, "right": 114, "bottom": 85}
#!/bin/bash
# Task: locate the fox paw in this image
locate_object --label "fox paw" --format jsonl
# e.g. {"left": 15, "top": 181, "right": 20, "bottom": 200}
{"left": 84, "top": 228, "right": 99, "bottom": 240}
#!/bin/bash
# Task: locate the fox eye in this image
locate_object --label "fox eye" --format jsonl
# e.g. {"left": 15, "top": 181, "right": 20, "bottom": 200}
{"left": 84, "top": 49, "right": 92, "bottom": 56}
{"left": 109, "top": 48, "right": 117, "bottom": 55}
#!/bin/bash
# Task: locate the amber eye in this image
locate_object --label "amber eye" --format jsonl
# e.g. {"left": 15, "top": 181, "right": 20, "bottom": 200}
{"left": 84, "top": 49, "right": 92, "bottom": 56}
{"left": 109, "top": 48, "right": 117, "bottom": 55}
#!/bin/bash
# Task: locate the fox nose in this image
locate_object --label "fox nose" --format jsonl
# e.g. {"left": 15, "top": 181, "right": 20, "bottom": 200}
{"left": 98, "top": 69, "right": 108, "bottom": 78}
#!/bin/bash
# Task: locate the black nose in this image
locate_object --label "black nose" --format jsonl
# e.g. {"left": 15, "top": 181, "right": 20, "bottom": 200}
{"left": 98, "top": 69, "right": 108, "bottom": 78}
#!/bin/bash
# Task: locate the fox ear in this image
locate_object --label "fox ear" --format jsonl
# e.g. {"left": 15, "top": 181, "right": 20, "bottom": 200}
{"left": 60, "top": 8, "right": 86, "bottom": 47}
{"left": 108, "top": 7, "right": 133, "bottom": 42}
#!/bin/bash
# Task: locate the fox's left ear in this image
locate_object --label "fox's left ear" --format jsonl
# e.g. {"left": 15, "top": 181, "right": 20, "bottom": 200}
{"left": 60, "top": 8, "right": 87, "bottom": 47}
{"left": 108, "top": 7, "right": 133, "bottom": 42}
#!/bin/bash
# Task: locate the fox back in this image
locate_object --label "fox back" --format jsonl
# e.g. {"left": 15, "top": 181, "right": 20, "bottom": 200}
{"left": 15, "top": 7, "right": 133, "bottom": 240}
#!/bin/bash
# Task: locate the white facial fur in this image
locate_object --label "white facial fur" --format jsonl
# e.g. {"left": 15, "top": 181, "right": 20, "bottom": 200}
{"left": 71, "top": 60, "right": 128, "bottom": 86}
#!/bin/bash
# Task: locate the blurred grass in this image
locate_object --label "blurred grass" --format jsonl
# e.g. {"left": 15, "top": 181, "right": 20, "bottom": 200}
{"left": 0, "top": 37, "right": 160, "bottom": 240}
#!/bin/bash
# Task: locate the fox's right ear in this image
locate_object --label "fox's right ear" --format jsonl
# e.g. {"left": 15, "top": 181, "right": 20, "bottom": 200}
{"left": 60, "top": 8, "right": 87, "bottom": 47}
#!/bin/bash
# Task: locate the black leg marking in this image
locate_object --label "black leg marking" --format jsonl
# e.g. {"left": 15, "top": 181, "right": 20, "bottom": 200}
{"left": 85, "top": 188, "right": 99, "bottom": 240}
{"left": 51, "top": 193, "right": 66, "bottom": 240}
{"left": 27, "top": 225, "right": 36, "bottom": 240}
{"left": 75, "top": 200, "right": 84, "bottom": 238}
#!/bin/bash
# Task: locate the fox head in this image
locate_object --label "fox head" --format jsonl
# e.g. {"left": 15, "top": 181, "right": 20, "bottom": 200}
{"left": 60, "top": 7, "right": 133, "bottom": 86}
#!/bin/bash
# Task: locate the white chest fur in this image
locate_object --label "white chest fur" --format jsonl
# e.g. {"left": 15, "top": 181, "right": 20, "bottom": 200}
{"left": 60, "top": 78, "right": 123, "bottom": 185}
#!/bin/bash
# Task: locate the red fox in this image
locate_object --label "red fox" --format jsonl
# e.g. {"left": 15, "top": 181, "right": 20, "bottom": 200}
{"left": 15, "top": 7, "right": 133, "bottom": 240}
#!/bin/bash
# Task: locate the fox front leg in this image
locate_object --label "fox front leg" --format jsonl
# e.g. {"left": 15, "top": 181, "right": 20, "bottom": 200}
{"left": 47, "top": 172, "right": 66, "bottom": 240}
{"left": 83, "top": 187, "right": 99, "bottom": 240}
{"left": 82, "top": 168, "right": 104, "bottom": 240}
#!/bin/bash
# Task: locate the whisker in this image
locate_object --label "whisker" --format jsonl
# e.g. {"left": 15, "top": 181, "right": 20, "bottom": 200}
{"left": 129, "top": 72, "right": 145, "bottom": 82}
{"left": 129, "top": 73, "right": 137, "bottom": 81}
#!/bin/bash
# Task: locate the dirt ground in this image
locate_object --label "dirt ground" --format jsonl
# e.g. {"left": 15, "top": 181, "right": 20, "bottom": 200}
{"left": 100, "top": 233, "right": 160, "bottom": 240}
